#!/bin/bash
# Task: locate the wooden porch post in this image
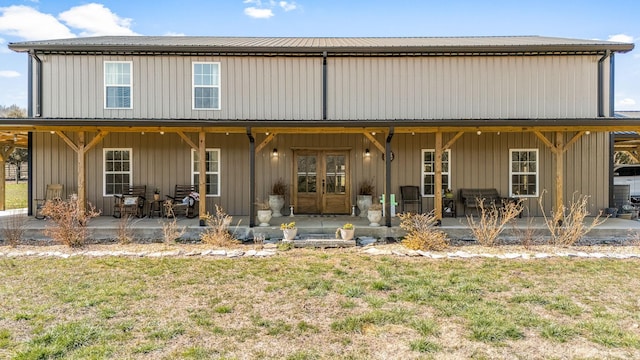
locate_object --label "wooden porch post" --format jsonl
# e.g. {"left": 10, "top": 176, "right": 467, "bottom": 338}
{"left": 434, "top": 132, "right": 443, "bottom": 220}
{"left": 555, "top": 132, "right": 564, "bottom": 213}
{"left": 199, "top": 131, "right": 207, "bottom": 226}
{"left": 77, "top": 131, "right": 86, "bottom": 213}
{"left": 0, "top": 145, "right": 15, "bottom": 211}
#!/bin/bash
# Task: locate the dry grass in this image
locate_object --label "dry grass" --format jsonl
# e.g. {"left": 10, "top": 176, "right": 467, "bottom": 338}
{"left": 398, "top": 211, "right": 448, "bottom": 251}
{"left": 40, "top": 194, "right": 100, "bottom": 247}
{"left": 199, "top": 205, "right": 240, "bottom": 247}
{"left": 0, "top": 245, "right": 639, "bottom": 359}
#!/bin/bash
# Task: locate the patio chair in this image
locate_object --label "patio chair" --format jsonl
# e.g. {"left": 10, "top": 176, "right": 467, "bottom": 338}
{"left": 165, "top": 184, "right": 199, "bottom": 218}
{"left": 34, "top": 184, "right": 64, "bottom": 219}
{"left": 400, "top": 185, "right": 422, "bottom": 213}
{"left": 113, "top": 185, "right": 147, "bottom": 218}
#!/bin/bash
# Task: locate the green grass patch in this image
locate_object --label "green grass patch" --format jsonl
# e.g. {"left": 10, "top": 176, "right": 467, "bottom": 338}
{"left": 5, "top": 182, "right": 27, "bottom": 209}
{"left": 409, "top": 338, "right": 441, "bottom": 353}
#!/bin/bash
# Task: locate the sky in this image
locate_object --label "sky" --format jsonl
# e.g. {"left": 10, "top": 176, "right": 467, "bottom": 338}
{"left": 0, "top": 0, "right": 638, "bottom": 112}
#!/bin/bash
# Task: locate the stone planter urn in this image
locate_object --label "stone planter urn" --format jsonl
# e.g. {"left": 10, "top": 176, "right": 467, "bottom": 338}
{"left": 268, "top": 195, "right": 285, "bottom": 217}
{"left": 338, "top": 228, "right": 355, "bottom": 240}
{"left": 257, "top": 209, "right": 272, "bottom": 227}
{"left": 357, "top": 195, "right": 373, "bottom": 218}
{"left": 367, "top": 209, "right": 382, "bottom": 227}
{"left": 282, "top": 228, "right": 298, "bottom": 240}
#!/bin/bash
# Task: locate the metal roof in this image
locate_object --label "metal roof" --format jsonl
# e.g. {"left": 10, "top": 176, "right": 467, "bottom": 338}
{"left": 8, "top": 35, "right": 635, "bottom": 54}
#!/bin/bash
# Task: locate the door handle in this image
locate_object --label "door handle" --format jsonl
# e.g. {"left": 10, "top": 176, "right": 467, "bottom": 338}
{"left": 322, "top": 179, "right": 325, "bottom": 194}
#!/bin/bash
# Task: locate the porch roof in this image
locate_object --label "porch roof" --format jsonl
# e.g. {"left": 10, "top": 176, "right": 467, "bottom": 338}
{"left": 1, "top": 117, "right": 640, "bottom": 134}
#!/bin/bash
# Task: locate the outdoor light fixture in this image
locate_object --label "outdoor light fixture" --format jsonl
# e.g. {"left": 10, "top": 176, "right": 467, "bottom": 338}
{"left": 365, "top": 148, "right": 370, "bottom": 157}
{"left": 477, "top": 130, "right": 482, "bottom": 135}
{"left": 13, "top": 134, "right": 17, "bottom": 142}
{"left": 272, "top": 148, "right": 278, "bottom": 157}
{"left": 160, "top": 131, "right": 165, "bottom": 135}
{"left": 371, "top": 132, "right": 376, "bottom": 136}
{"left": 50, "top": 131, "right": 55, "bottom": 134}
{"left": 585, "top": 131, "right": 591, "bottom": 135}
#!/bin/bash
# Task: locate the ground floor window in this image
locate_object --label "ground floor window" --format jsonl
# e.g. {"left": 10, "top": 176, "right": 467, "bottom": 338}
{"left": 510, "top": 149, "right": 538, "bottom": 197}
{"left": 421, "top": 149, "right": 451, "bottom": 196}
{"left": 103, "top": 148, "right": 132, "bottom": 196}
{"left": 192, "top": 149, "right": 220, "bottom": 196}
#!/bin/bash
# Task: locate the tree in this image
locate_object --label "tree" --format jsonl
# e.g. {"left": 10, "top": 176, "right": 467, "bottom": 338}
{"left": 8, "top": 148, "right": 27, "bottom": 183}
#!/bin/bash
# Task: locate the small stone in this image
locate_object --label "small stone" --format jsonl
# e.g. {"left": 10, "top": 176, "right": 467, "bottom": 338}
{"left": 534, "top": 253, "right": 550, "bottom": 258}
{"left": 245, "top": 249, "right": 257, "bottom": 257}
{"left": 430, "top": 254, "right": 446, "bottom": 259}
{"left": 362, "top": 248, "right": 392, "bottom": 256}
{"left": 404, "top": 250, "right": 421, "bottom": 257}
{"left": 590, "top": 253, "right": 606, "bottom": 258}
{"left": 226, "top": 250, "right": 244, "bottom": 258}
{"left": 504, "top": 253, "right": 521, "bottom": 259}
{"left": 256, "top": 250, "right": 276, "bottom": 257}
{"left": 184, "top": 251, "right": 201, "bottom": 256}
{"left": 210, "top": 250, "right": 227, "bottom": 256}
{"left": 391, "top": 250, "right": 407, "bottom": 256}
{"left": 479, "top": 253, "right": 496, "bottom": 258}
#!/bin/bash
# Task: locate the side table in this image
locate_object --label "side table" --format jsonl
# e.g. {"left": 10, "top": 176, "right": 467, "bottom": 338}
{"left": 148, "top": 198, "right": 164, "bottom": 218}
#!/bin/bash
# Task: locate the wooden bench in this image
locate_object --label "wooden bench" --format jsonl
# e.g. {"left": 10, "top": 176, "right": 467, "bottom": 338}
{"left": 459, "top": 188, "right": 502, "bottom": 215}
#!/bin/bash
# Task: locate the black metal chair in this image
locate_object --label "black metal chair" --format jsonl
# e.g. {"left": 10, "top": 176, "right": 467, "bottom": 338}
{"left": 400, "top": 186, "right": 422, "bottom": 213}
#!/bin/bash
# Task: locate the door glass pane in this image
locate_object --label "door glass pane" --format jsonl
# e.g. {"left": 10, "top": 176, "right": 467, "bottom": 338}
{"left": 297, "top": 155, "right": 317, "bottom": 194}
{"left": 325, "top": 155, "right": 346, "bottom": 194}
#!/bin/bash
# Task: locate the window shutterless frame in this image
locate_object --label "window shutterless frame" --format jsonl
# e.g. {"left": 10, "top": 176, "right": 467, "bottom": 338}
{"left": 103, "top": 148, "right": 132, "bottom": 196}
{"left": 421, "top": 149, "right": 451, "bottom": 197}
{"left": 192, "top": 62, "right": 221, "bottom": 110}
{"left": 191, "top": 148, "right": 221, "bottom": 197}
{"left": 509, "top": 148, "right": 539, "bottom": 197}
{"left": 104, "top": 61, "right": 132, "bottom": 109}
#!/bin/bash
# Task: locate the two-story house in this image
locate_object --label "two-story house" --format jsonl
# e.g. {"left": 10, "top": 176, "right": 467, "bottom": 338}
{"left": 6, "top": 36, "right": 636, "bottom": 226}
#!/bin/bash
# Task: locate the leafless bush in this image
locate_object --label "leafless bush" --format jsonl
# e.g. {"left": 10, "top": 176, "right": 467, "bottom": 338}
{"left": 253, "top": 233, "right": 265, "bottom": 250}
{"left": 626, "top": 229, "right": 640, "bottom": 246}
{"left": 399, "top": 211, "right": 448, "bottom": 251}
{"left": 160, "top": 216, "right": 186, "bottom": 244}
{"left": 1, "top": 213, "right": 27, "bottom": 247}
{"left": 117, "top": 214, "right": 139, "bottom": 244}
{"left": 510, "top": 207, "right": 541, "bottom": 249}
{"left": 538, "top": 190, "right": 606, "bottom": 247}
{"left": 200, "top": 205, "right": 240, "bottom": 247}
{"left": 41, "top": 194, "right": 100, "bottom": 247}
{"left": 466, "top": 198, "right": 523, "bottom": 247}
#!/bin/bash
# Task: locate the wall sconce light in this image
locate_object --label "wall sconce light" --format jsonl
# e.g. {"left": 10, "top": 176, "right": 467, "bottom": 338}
{"left": 371, "top": 132, "right": 376, "bottom": 136}
{"left": 476, "top": 130, "right": 482, "bottom": 135}
{"left": 50, "top": 131, "right": 55, "bottom": 134}
{"left": 365, "top": 148, "right": 370, "bottom": 157}
{"left": 585, "top": 131, "right": 591, "bottom": 135}
{"left": 13, "top": 134, "right": 18, "bottom": 142}
{"left": 160, "top": 131, "right": 165, "bottom": 135}
{"left": 272, "top": 148, "right": 278, "bottom": 157}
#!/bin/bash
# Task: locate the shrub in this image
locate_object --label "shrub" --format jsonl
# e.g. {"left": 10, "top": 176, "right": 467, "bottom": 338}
{"left": 160, "top": 217, "right": 186, "bottom": 244}
{"left": 358, "top": 179, "right": 375, "bottom": 195}
{"left": 40, "top": 194, "right": 100, "bottom": 247}
{"left": 399, "top": 211, "right": 448, "bottom": 251}
{"left": 200, "top": 205, "right": 240, "bottom": 247}
{"left": 467, "top": 198, "right": 523, "bottom": 246}
{"left": 538, "top": 190, "right": 606, "bottom": 247}
{"left": 271, "top": 178, "right": 288, "bottom": 196}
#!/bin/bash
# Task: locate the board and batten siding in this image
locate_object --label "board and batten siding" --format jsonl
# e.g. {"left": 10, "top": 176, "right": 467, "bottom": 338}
{"left": 328, "top": 55, "right": 602, "bottom": 120}
{"left": 40, "top": 55, "right": 322, "bottom": 120}
{"left": 38, "top": 53, "right": 606, "bottom": 120}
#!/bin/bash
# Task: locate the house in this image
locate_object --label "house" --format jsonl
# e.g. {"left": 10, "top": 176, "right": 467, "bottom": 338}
{"left": 5, "top": 36, "right": 637, "bottom": 226}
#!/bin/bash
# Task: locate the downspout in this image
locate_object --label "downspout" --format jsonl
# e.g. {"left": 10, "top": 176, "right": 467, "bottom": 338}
{"left": 385, "top": 127, "right": 394, "bottom": 227}
{"left": 597, "top": 50, "right": 610, "bottom": 118}
{"left": 30, "top": 51, "right": 43, "bottom": 117}
{"left": 322, "top": 51, "right": 327, "bottom": 120}
{"left": 26, "top": 52, "right": 36, "bottom": 215}
{"left": 608, "top": 53, "right": 616, "bottom": 207}
{"left": 247, "top": 127, "right": 256, "bottom": 227}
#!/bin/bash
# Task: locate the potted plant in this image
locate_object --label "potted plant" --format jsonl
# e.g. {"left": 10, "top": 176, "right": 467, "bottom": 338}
{"left": 335, "top": 223, "right": 355, "bottom": 240}
{"left": 357, "top": 179, "right": 375, "bottom": 218}
{"left": 153, "top": 188, "right": 160, "bottom": 201}
{"left": 255, "top": 198, "right": 272, "bottom": 227}
{"left": 367, "top": 203, "right": 383, "bottom": 227}
{"left": 269, "top": 178, "right": 288, "bottom": 217}
{"left": 280, "top": 221, "right": 297, "bottom": 240}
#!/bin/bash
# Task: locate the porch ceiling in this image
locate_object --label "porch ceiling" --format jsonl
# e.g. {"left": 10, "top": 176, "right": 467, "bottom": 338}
{"left": 0, "top": 117, "right": 639, "bottom": 134}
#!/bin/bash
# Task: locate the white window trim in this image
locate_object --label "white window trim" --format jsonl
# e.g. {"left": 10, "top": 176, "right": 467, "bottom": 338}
{"left": 192, "top": 62, "right": 221, "bottom": 110}
{"left": 104, "top": 61, "right": 133, "bottom": 109}
{"left": 103, "top": 148, "right": 132, "bottom": 197}
{"left": 191, "top": 148, "right": 221, "bottom": 197}
{"left": 421, "top": 149, "right": 451, "bottom": 197}
{"left": 509, "top": 148, "right": 539, "bottom": 198}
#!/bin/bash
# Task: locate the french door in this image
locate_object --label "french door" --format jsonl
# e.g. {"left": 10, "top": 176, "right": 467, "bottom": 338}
{"left": 294, "top": 150, "right": 350, "bottom": 214}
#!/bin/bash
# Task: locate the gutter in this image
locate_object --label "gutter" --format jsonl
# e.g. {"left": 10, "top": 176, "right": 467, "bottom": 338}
{"left": 322, "top": 51, "right": 327, "bottom": 120}
{"left": 385, "top": 127, "right": 394, "bottom": 227}
{"left": 246, "top": 128, "right": 255, "bottom": 227}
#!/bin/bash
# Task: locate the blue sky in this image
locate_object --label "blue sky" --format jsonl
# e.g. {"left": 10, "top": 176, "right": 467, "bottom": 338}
{"left": 0, "top": 0, "right": 638, "bottom": 111}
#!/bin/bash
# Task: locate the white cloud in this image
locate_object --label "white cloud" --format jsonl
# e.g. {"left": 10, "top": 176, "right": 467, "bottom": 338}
{"left": 0, "top": 70, "right": 20, "bottom": 77}
{"left": 608, "top": 34, "right": 634, "bottom": 43}
{"left": 0, "top": 5, "right": 75, "bottom": 40}
{"left": 619, "top": 98, "right": 637, "bottom": 106}
{"left": 244, "top": 7, "right": 274, "bottom": 19}
{"left": 279, "top": 1, "right": 297, "bottom": 11}
{"left": 58, "top": 3, "right": 138, "bottom": 37}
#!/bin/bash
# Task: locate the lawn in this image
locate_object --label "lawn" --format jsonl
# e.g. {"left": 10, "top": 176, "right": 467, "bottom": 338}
{"left": 5, "top": 183, "right": 27, "bottom": 209}
{"left": 1, "top": 249, "right": 639, "bottom": 359}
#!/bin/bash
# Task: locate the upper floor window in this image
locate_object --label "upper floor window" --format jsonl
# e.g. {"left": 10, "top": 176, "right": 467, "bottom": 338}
{"left": 192, "top": 149, "right": 220, "bottom": 196}
{"left": 104, "top": 148, "right": 132, "bottom": 196}
{"left": 422, "top": 149, "right": 451, "bottom": 196}
{"left": 192, "top": 62, "right": 220, "bottom": 110}
{"left": 104, "top": 61, "right": 132, "bottom": 109}
{"left": 510, "top": 149, "right": 538, "bottom": 197}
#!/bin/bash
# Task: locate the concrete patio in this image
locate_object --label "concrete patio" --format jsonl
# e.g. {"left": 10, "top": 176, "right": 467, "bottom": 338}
{"left": 3, "top": 209, "right": 640, "bottom": 245}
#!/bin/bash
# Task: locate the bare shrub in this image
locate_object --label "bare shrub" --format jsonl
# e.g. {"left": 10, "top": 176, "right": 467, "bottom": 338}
{"left": 399, "top": 211, "right": 448, "bottom": 251}
{"left": 160, "top": 217, "right": 186, "bottom": 244}
{"left": 538, "top": 190, "right": 607, "bottom": 247}
{"left": 41, "top": 194, "right": 100, "bottom": 247}
{"left": 200, "top": 205, "right": 240, "bottom": 247}
{"left": 117, "top": 214, "right": 138, "bottom": 244}
{"left": 510, "top": 207, "right": 541, "bottom": 249}
{"left": 466, "top": 198, "right": 523, "bottom": 247}
{"left": 1, "top": 213, "right": 27, "bottom": 247}
{"left": 253, "top": 233, "right": 265, "bottom": 250}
